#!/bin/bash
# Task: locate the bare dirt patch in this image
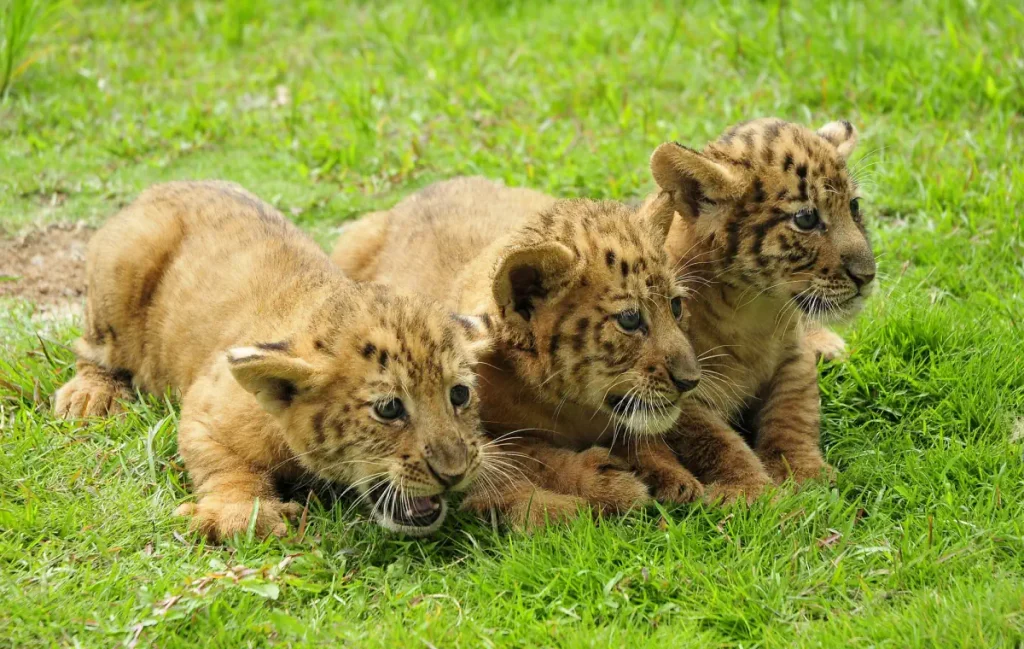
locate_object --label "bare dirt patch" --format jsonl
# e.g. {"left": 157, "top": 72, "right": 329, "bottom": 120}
{"left": 0, "top": 222, "right": 93, "bottom": 319}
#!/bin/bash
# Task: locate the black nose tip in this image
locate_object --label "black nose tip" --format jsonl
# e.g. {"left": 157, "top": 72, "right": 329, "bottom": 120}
{"left": 847, "top": 270, "right": 875, "bottom": 288}
{"left": 669, "top": 374, "right": 700, "bottom": 393}
{"left": 426, "top": 462, "right": 465, "bottom": 488}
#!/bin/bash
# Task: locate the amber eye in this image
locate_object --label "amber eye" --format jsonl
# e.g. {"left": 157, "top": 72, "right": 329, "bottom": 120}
{"left": 374, "top": 398, "right": 405, "bottom": 421}
{"left": 450, "top": 385, "right": 470, "bottom": 408}
{"left": 793, "top": 208, "right": 820, "bottom": 231}
{"left": 616, "top": 309, "right": 643, "bottom": 332}
{"left": 850, "top": 198, "right": 861, "bottom": 221}
{"left": 670, "top": 296, "right": 683, "bottom": 319}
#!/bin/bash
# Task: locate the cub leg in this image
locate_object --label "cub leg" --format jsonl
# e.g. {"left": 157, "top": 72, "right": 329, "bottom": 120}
{"left": 54, "top": 359, "right": 134, "bottom": 418}
{"left": 669, "top": 405, "right": 772, "bottom": 505}
{"left": 804, "top": 323, "right": 847, "bottom": 361}
{"left": 753, "top": 347, "right": 835, "bottom": 485}
{"left": 465, "top": 437, "right": 649, "bottom": 529}
{"left": 616, "top": 439, "right": 704, "bottom": 504}
{"left": 175, "top": 411, "right": 300, "bottom": 542}
{"left": 507, "top": 438, "right": 649, "bottom": 514}
{"left": 461, "top": 477, "right": 589, "bottom": 531}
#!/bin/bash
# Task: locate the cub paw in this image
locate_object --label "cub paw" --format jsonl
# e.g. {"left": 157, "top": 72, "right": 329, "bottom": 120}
{"left": 762, "top": 454, "right": 837, "bottom": 486}
{"left": 645, "top": 464, "right": 705, "bottom": 504}
{"left": 462, "top": 488, "right": 587, "bottom": 532}
{"left": 573, "top": 447, "right": 650, "bottom": 513}
{"left": 53, "top": 373, "right": 131, "bottom": 419}
{"left": 175, "top": 497, "right": 302, "bottom": 542}
{"left": 805, "top": 327, "right": 847, "bottom": 362}
{"left": 704, "top": 476, "right": 772, "bottom": 506}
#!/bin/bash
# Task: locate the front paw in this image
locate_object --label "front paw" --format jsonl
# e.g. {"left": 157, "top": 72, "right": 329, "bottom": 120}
{"left": 574, "top": 447, "right": 650, "bottom": 513}
{"left": 175, "top": 497, "right": 302, "bottom": 542}
{"left": 805, "top": 327, "right": 847, "bottom": 361}
{"left": 704, "top": 476, "right": 771, "bottom": 506}
{"left": 761, "top": 452, "right": 836, "bottom": 486}
{"left": 54, "top": 374, "right": 131, "bottom": 419}
{"left": 645, "top": 464, "right": 704, "bottom": 504}
{"left": 461, "top": 488, "right": 588, "bottom": 532}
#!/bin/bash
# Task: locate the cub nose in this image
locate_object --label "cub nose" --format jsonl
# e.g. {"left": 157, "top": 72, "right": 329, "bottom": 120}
{"left": 843, "top": 255, "right": 877, "bottom": 289}
{"left": 424, "top": 441, "right": 471, "bottom": 489}
{"left": 668, "top": 371, "right": 700, "bottom": 394}
{"left": 846, "top": 268, "right": 875, "bottom": 288}
{"left": 426, "top": 461, "right": 465, "bottom": 488}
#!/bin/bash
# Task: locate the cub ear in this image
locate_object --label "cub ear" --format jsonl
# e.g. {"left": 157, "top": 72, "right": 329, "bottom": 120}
{"left": 816, "top": 120, "right": 859, "bottom": 160}
{"left": 650, "top": 142, "right": 741, "bottom": 219}
{"left": 451, "top": 314, "right": 495, "bottom": 358}
{"left": 634, "top": 193, "right": 676, "bottom": 245}
{"left": 492, "top": 242, "right": 576, "bottom": 325}
{"left": 227, "top": 344, "right": 315, "bottom": 415}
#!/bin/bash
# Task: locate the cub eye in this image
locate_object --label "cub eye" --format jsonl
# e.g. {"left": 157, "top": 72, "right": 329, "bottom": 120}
{"left": 374, "top": 398, "right": 405, "bottom": 421}
{"left": 793, "top": 208, "right": 820, "bottom": 231}
{"left": 450, "top": 385, "right": 470, "bottom": 408}
{"left": 670, "top": 296, "right": 683, "bottom": 320}
{"left": 616, "top": 309, "right": 643, "bottom": 332}
{"left": 850, "top": 198, "right": 861, "bottom": 221}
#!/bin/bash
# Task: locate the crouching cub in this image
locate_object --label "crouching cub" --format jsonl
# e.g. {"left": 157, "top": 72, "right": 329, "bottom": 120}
{"left": 54, "top": 182, "right": 491, "bottom": 540}
{"left": 648, "top": 118, "right": 877, "bottom": 502}
{"left": 332, "top": 178, "right": 703, "bottom": 528}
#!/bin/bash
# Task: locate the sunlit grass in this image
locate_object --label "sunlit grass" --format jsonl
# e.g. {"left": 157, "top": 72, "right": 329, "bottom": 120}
{"left": 1, "top": 0, "right": 1023, "bottom": 646}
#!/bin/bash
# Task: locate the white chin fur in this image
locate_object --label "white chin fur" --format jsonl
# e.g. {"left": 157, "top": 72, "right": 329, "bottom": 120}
{"left": 616, "top": 404, "right": 681, "bottom": 436}
{"left": 815, "top": 295, "right": 867, "bottom": 324}
{"left": 372, "top": 499, "right": 448, "bottom": 537}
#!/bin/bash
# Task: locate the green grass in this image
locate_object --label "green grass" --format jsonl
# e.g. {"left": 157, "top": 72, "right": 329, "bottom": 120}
{"left": 2, "top": 0, "right": 1024, "bottom": 646}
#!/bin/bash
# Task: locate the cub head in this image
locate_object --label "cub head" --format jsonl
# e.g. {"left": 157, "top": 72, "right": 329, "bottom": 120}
{"left": 651, "top": 118, "right": 876, "bottom": 322}
{"left": 486, "top": 198, "right": 701, "bottom": 436}
{"left": 226, "top": 285, "right": 491, "bottom": 536}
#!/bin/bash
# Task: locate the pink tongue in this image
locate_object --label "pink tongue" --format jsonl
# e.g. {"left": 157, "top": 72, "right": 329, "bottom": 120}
{"left": 407, "top": 496, "right": 439, "bottom": 516}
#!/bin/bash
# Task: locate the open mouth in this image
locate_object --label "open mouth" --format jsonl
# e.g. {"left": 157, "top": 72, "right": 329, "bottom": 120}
{"left": 367, "top": 482, "right": 447, "bottom": 535}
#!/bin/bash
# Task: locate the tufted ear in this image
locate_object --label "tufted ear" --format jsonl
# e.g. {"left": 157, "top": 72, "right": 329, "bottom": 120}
{"left": 816, "top": 120, "right": 859, "bottom": 160}
{"left": 492, "top": 242, "right": 576, "bottom": 326}
{"left": 451, "top": 314, "right": 495, "bottom": 358}
{"left": 650, "top": 142, "right": 742, "bottom": 219}
{"left": 227, "top": 344, "right": 316, "bottom": 415}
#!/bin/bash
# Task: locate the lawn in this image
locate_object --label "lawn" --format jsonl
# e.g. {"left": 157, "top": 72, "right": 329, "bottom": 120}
{"left": 2, "top": 0, "right": 1023, "bottom": 646}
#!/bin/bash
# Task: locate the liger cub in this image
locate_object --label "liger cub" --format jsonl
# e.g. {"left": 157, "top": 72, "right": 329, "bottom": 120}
{"left": 331, "top": 178, "right": 704, "bottom": 528}
{"left": 54, "top": 181, "right": 492, "bottom": 540}
{"left": 647, "top": 118, "right": 877, "bottom": 502}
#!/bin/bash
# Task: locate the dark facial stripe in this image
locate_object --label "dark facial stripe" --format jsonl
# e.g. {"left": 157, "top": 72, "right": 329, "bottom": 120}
{"left": 256, "top": 340, "right": 290, "bottom": 351}
{"left": 313, "top": 410, "right": 327, "bottom": 445}
{"left": 782, "top": 153, "right": 794, "bottom": 173}
{"left": 751, "top": 178, "right": 766, "bottom": 203}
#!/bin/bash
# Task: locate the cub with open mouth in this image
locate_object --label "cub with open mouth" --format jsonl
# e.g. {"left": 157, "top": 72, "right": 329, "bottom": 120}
{"left": 331, "top": 178, "right": 705, "bottom": 527}
{"left": 54, "top": 181, "right": 491, "bottom": 540}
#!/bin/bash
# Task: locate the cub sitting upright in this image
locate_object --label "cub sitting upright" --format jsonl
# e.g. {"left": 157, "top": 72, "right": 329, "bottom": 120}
{"left": 648, "top": 118, "right": 876, "bottom": 501}
{"left": 54, "top": 181, "right": 491, "bottom": 540}
{"left": 331, "top": 178, "right": 703, "bottom": 528}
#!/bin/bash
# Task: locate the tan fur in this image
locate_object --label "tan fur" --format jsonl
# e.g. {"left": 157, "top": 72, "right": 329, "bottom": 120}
{"left": 54, "top": 181, "right": 492, "bottom": 540}
{"left": 649, "top": 118, "right": 876, "bottom": 501}
{"left": 331, "top": 177, "right": 704, "bottom": 528}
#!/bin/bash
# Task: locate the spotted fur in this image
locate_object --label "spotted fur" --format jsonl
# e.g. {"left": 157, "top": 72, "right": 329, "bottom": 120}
{"left": 331, "top": 177, "right": 704, "bottom": 528}
{"left": 649, "top": 118, "right": 877, "bottom": 501}
{"left": 54, "top": 181, "right": 491, "bottom": 540}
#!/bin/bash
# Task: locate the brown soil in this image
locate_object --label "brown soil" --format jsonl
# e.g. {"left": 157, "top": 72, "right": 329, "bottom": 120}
{"left": 0, "top": 222, "right": 93, "bottom": 318}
